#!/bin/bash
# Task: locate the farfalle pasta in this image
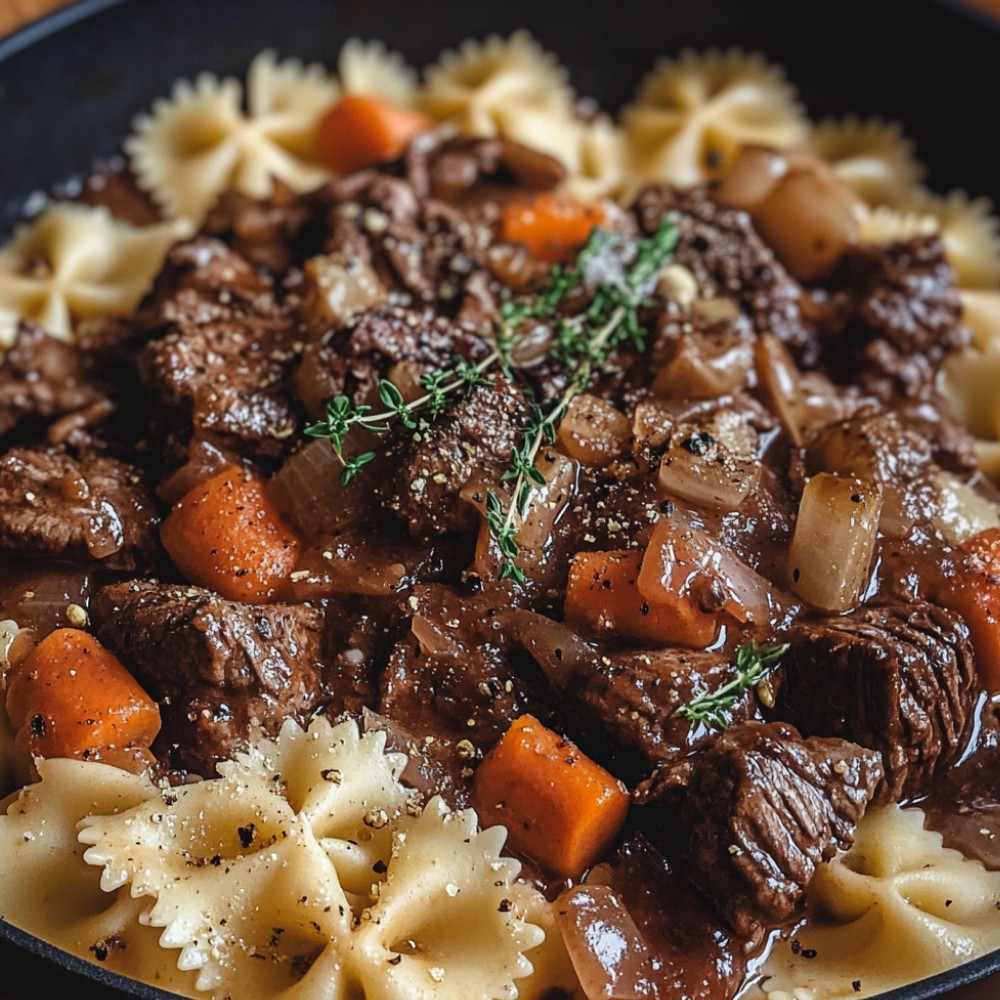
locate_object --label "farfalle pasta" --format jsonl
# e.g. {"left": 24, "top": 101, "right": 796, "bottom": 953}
{"left": 0, "top": 204, "right": 185, "bottom": 348}
{"left": 753, "top": 806, "right": 1000, "bottom": 1000}
{"left": 807, "top": 117, "right": 923, "bottom": 209}
{"left": 13, "top": 716, "right": 549, "bottom": 1000}
{"left": 127, "top": 50, "right": 338, "bottom": 223}
{"left": 621, "top": 48, "right": 809, "bottom": 188}
{"left": 419, "top": 32, "right": 583, "bottom": 170}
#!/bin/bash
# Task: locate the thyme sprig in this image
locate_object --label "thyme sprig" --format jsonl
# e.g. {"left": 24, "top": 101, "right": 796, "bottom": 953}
{"left": 674, "top": 641, "right": 790, "bottom": 730}
{"left": 306, "top": 221, "right": 679, "bottom": 577}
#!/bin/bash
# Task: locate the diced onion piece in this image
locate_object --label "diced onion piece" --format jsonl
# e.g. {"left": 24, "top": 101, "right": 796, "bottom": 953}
{"left": 557, "top": 395, "right": 631, "bottom": 466}
{"left": 300, "top": 253, "right": 386, "bottom": 329}
{"left": 788, "top": 473, "right": 883, "bottom": 612}
{"left": 932, "top": 470, "right": 1000, "bottom": 546}
{"left": 515, "top": 451, "right": 578, "bottom": 557}
{"left": 713, "top": 144, "right": 790, "bottom": 209}
{"left": 755, "top": 332, "right": 808, "bottom": 447}
{"left": 269, "top": 439, "right": 365, "bottom": 537}
{"left": 638, "top": 516, "right": 773, "bottom": 627}
{"left": 717, "top": 146, "right": 864, "bottom": 282}
{"left": 554, "top": 884, "right": 656, "bottom": 1000}
{"left": 652, "top": 319, "right": 754, "bottom": 399}
{"left": 657, "top": 419, "right": 760, "bottom": 511}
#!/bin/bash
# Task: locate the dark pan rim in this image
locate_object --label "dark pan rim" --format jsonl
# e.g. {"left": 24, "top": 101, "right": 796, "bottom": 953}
{"left": 1, "top": 1, "right": 1000, "bottom": 999}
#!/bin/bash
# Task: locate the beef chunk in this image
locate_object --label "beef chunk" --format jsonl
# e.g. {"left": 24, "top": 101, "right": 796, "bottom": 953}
{"left": 91, "top": 580, "right": 324, "bottom": 775}
{"left": 404, "top": 134, "right": 566, "bottom": 203}
{"left": 822, "top": 237, "right": 966, "bottom": 396}
{"left": 0, "top": 446, "right": 160, "bottom": 570}
{"left": 0, "top": 324, "right": 112, "bottom": 441}
{"left": 652, "top": 721, "right": 883, "bottom": 934}
{"left": 779, "top": 602, "right": 977, "bottom": 800}
{"left": 323, "top": 169, "right": 494, "bottom": 310}
{"left": 295, "top": 304, "right": 490, "bottom": 418}
{"left": 379, "top": 585, "right": 545, "bottom": 753}
{"left": 379, "top": 376, "right": 530, "bottom": 535}
{"left": 634, "top": 185, "right": 814, "bottom": 360}
{"left": 512, "top": 613, "right": 743, "bottom": 779}
{"left": 202, "top": 180, "right": 323, "bottom": 275}
{"left": 138, "top": 238, "right": 302, "bottom": 461}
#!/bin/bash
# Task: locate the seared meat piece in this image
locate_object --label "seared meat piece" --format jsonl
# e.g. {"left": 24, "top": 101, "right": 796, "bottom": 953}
{"left": 379, "top": 585, "right": 546, "bottom": 752}
{"left": 142, "top": 236, "right": 281, "bottom": 326}
{"left": 379, "top": 375, "right": 529, "bottom": 535}
{"left": 634, "top": 184, "right": 814, "bottom": 360}
{"left": 91, "top": 580, "right": 324, "bottom": 775}
{"left": 138, "top": 239, "right": 302, "bottom": 462}
{"left": 823, "top": 237, "right": 966, "bottom": 396}
{"left": 405, "top": 134, "right": 566, "bottom": 203}
{"left": 0, "top": 446, "right": 160, "bottom": 570}
{"left": 779, "top": 602, "right": 977, "bottom": 800}
{"left": 646, "top": 721, "right": 883, "bottom": 934}
{"left": 296, "top": 304, "right": 491, "bottom": 418}
{"left": 511, "top": 611, "right": 743, "bottom": 777}
{"left": 323, "top": 168, "right": 494, "bottom": 309}
{"left": 0, "top": 324, "right": 112, "bottom": 441}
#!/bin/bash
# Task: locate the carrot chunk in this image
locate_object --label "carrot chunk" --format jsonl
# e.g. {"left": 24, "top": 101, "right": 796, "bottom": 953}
{"left": 472, "top": 714, "right": 629, "bottom": 879}
{"left": 6, "top": 628, "right": 160, "bottom": 768}
{"left": 501, "top": 192, "right": 607, "bottom": 263}
{"left": 316, "top": 94, "right": 434, "bottom": 175}
{"left": 566, "top": 548, "right": 721, "bottom": 648}
{"left": 934, "top": 527, "right": 1000, "bottom": 690}
{"left": 160, "top": 465, "right": 300, "bottom": 604}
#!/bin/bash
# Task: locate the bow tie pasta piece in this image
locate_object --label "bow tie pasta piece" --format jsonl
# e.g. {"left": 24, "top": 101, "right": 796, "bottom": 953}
{"left": 857, "top": 204, "right": 939, "bottom": 245}
{"left": 754, "top": 805, "right": 1000, "bottom": 1000}
{"left": 562, "top": 115, "right": 627, "bottom": 203}
{"left": 898, "top": 189, "right": 1000, "bottom": 290}
{"left": 127, "top": 50, "right": 338, "bottom": 223}
{"left": 0, "top": 758, "right": 195, "bottom": 993}
{"left": 622, "top": 48, "right": 808, "bottom": 189}
{"left": 419, "top": 32, "right": 581, "bottom": 170}
{"left": 346, "top": 796, "right": 545, "bottom": 1000}
{"left": 807, "top": 117, "right": 924, "bottom": 209}
{"left": 0, "top": 204, "right": 187, "bottom": 349}
{"left": 338, "top": 39, "right": 417, "bottom": 105}
{"left": 222, "top": 715, "right": 412, "bottom": 909}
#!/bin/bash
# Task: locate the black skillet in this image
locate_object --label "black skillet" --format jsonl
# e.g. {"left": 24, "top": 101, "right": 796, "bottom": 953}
{"left": 1, "top": 0, "right": 1000, "bottom": 997}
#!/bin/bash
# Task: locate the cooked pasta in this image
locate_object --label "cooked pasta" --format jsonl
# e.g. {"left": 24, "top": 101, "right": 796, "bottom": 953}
{"left": 419, "top": 32, "right": 581, "bottom": 169}
{"left": 127, "top": 50, "right": 337, "bottom": 223}
{"left": 338, "top": 39, "right": 417, "bottom": 105}
{"left": 622, "top": 48, "right": 809, "bottom": 188}
{"left": 753, "top": 806, "right": 1000, "bottom": 1000}
{"left": 807, "top": 117, "right": 923, "bottom": 209}
{"left": 0, "top": 204, "right": 185, "bottom": 349}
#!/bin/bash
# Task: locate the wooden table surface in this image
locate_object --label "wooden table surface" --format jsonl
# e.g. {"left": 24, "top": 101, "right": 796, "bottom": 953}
{"left": 2, "top": 1, "right": 1000, "bottom": 1000}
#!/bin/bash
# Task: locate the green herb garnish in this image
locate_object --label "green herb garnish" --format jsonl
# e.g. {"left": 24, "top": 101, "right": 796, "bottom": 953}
{"left": 306, "top": 221, "right": 678, "bottom": 579}
{"left": 674, "top": 641, "right": 790, "bottom": 729}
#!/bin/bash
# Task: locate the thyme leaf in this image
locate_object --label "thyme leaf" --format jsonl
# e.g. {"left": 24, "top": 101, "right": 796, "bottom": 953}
{"left": 306, "top": 220, "right": 679, "bottom": 573}
{"left": 673, "top": 641, "right": 790, "bottom": 730}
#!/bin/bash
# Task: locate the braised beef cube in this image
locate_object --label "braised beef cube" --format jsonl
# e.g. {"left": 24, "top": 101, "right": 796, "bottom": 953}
{"left": 779, "top": 602, "right": 976, "bottom": 800}
{"left": 0, "top": 324, "right": 112, "bottom": 441}
{"left": 202, "top": 182, "right": 322, "bottom": 275}
{"left": 91, "top": 580, "right": 324, "bottom": 775}
{"left": 379, "top": 585, "right": 539, "bottom": 752}
{"left": 379, "top": 376, "right": 529, "bottom": 535}
{"left": 512, "top": 612, "right": 744, "bottom": 777}
{"left": 665, "top": 721, "right": 882, "bottom": 934}
{"left": 140, "top": 315, "right": 300, "bottom": 460}
{"left": 142, "top": 236, "right": 280, "bottom": 327}
{"left": 0, "top": 446, "right": 160, "bottom": 570}
{"left": 634, "top": 184, "right": 815, "bottom": 361}
{"left": 823, "top": 237, "right": 966, "bottom": 396}
{"left": 324, "top": 170, "right": 494, "bottom": 308}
